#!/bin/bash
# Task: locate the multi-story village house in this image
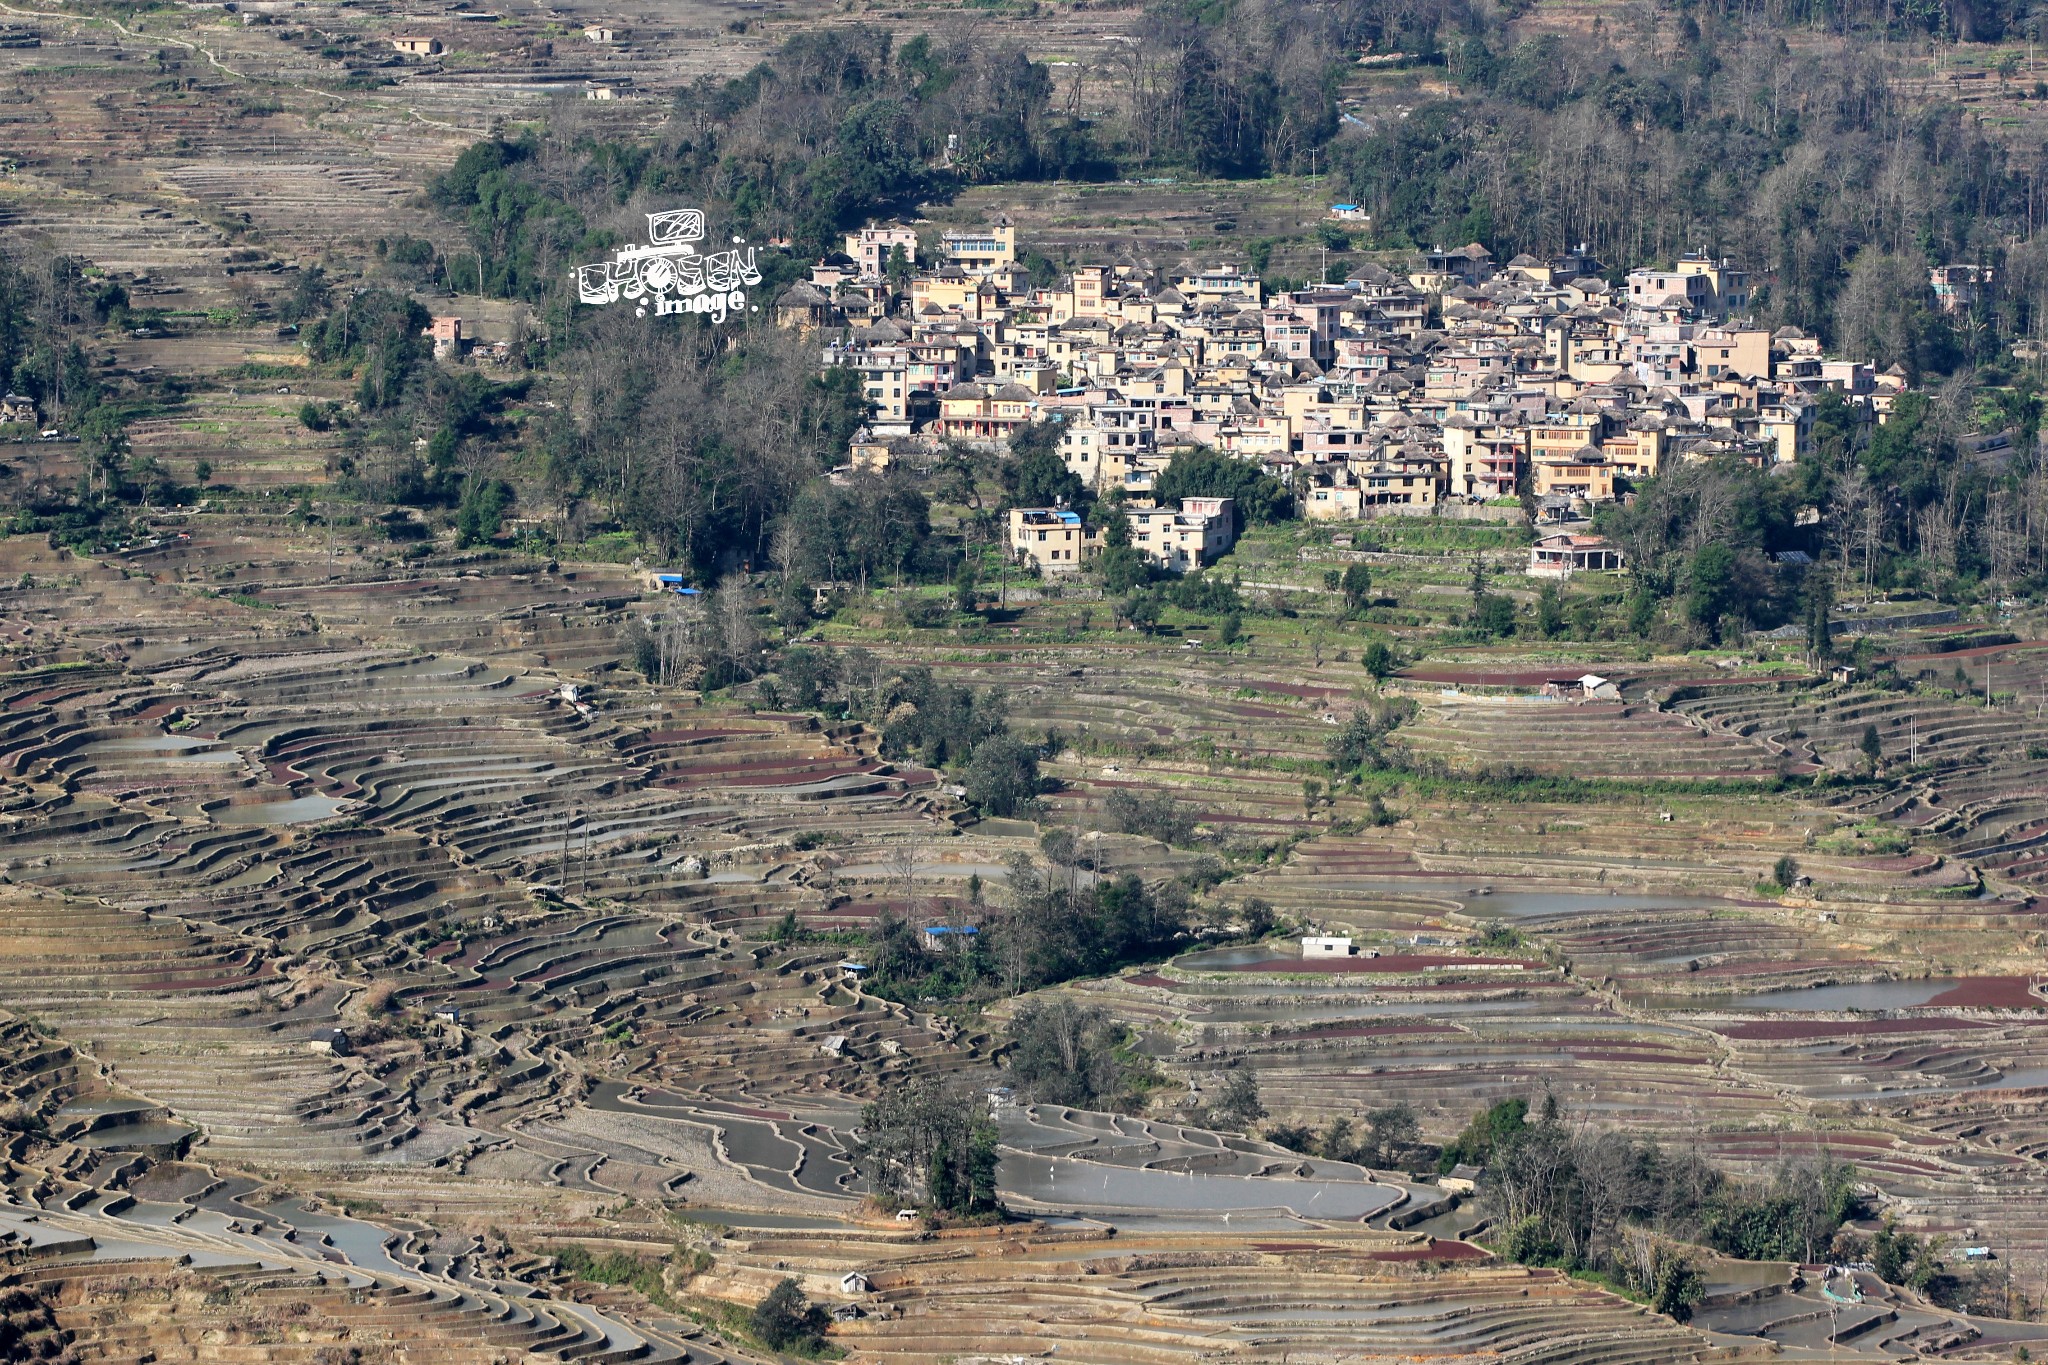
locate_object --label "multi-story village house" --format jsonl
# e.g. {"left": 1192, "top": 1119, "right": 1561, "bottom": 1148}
{"left": 937, "top": 381, "right": 1041, "bottom": 442}
{"left": 1127, "top": 497, "right": 1235, "bottom": 572}
{"left": 845, "top": 225, "right": 918, "bottom": 281}
{"left": 1007, "top": 507, "right": 1093, "bottom": 574}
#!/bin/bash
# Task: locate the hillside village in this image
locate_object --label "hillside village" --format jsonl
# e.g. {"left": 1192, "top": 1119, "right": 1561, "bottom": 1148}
{"left": 790, "top": 220, "right": 1930, "bottom": 576}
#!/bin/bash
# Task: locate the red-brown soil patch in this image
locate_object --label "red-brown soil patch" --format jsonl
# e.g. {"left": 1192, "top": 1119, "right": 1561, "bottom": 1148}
{"left": 1719, "top": 1017, "right": 1996, "bottom": 1041}
{"left": 1925, "top": 976, "right": 2044, "bottom": 1009}
{"left": 1365, "top": 1240, "right": 1489, "bottom": 1262}
{"left": 1271, "top": 1022, "right": 1459, "bottom": 1041}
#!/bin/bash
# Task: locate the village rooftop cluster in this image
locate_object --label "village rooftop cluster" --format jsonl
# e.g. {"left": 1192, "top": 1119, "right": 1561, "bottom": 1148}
{"left": 783, "top": 219, "right": 1927, "bottom": 578}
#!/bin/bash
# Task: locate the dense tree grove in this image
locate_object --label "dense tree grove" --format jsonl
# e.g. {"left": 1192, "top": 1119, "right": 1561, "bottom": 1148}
{"left": 425, "top": 6, "right": 1395, "bottom": 305}
{"left": 851, "top": 1077, "right": 1001, "bottom": 1217}
{"left": 1005, "top": 998, "right": 1139, "bottom": 1109}
{"left": 535, "top": 316, "right": 870, "bottom": 575}
{"left": 779, "top": 468, "right": 935, "bottom": 590}
{"left": 0, "top": 254, "right": 104, "bottom": 414}
{"left": 750, "top": 1279, "right": 829, "bottom": 1353}
{"left": 1151, "top": 448, "right": 1293, "bottom": 533}
{"left": 427, "top": 30, "right": 1100, "bottom": 305}
{"left": 1267, "top": 1089, "right": 1919, "bottom": 1311}
{"left": 1583, "top": 377, "right": 2048, "bottom": 619}
{"left": 0, "top": 249, "right": 175, "bottom": 542}
{"left": 853, "top": 841, "right": 1195, "bottom": 1008}
{"left": 1327, "top": 696, "right": 1422, "bottom": 774}
{"left": 1447, "top": 1094, "right": 1990, "bottom": 1310}
{"left": 1416, "top": 1096, "right": 1933, "bottom": 1313}
{"left": 1270, "top": 1103, "right": 1427, "bottom": 1169}
{"left": 1341, "top": 23, "right": 2036, "bottom": 352}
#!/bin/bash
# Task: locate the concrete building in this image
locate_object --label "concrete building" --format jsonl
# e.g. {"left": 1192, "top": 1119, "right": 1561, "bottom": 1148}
{"left": 1627, "top": 254, "right": 1750, "bottom": 319}
{"left": 1531, "top": 450, "right": 1616, "bottom": 503}
{"left": 1126, "top": 496, "right": 1234, "bottom": 574}
{"left": 1172, "top": 265, "right": 1263, "bottom": 309}
{"left": 941, "top": 220, "right": 1015, "bottom": 276}
{"left": 775, "top": 283, "right": 838, "bottom": 331}
{"left": 1421, "top": 243, "right": 1495, "bottom": 288}
{"left": 1690, "top": 326, "right": 1773, "bottom": 380}
{"left": 937, "top": 381, "right": 1038, "bottom": 441}
{"left": 424, "top": 315, "right": 462, "bottom": 358}
{"left": 846, "top": 225, "right": 918, "bottom": 281}
{"left": 1007, "top": 507, "right": 1091, "bottom": 574}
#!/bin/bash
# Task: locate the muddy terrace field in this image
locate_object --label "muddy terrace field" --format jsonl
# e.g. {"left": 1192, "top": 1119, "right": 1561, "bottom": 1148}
{"left": 0, "top": 511, "right": 2035, "bottom": 1359}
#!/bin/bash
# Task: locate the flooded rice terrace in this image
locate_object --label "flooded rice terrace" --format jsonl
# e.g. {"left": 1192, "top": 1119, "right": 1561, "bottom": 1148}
{"left": 212, "top": 795, "right": 350, "bottom": 825}
{"left": 587, "top": 1083, "right": 1413, "bottom": 1226}
{"left": 993, "top": 1107, "right": 1403, "bottom": 1223}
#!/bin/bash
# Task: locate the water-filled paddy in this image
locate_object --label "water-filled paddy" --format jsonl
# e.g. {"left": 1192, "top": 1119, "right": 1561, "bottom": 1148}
{"left": 87, "top": 736, "right": 241, "bottom": 764}
{"left": 1193, "top": 997, "right": 1550, "bottom": 1024}
{"left": 92, "top": 735, "right": 234, "bottom": 753}
{"left": 73, "top": 1121, "right": 193, "bottom": 1149}
{"left": 214, "top": 796, "right": 349, "bottom": 825}
{"left": 1177, "top": 944, "right": 1534, "bottom": 973}
{"left": 1710, "top": 979, "right": 2027, "bottom": 1011}
{"left": 994, "top": 1150, "right": 1401, "bottom": 1218}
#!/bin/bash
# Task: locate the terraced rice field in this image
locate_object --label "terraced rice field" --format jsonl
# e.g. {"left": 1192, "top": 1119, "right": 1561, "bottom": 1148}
{"left": 0, "top": 508, "right": 2042, "bottom": 1359}
{"left": 0, "top": 523, "right": 1845, "bottom": 1359}
{"left": 1397, "top": 695, "right": 1794, "bottom": 779}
